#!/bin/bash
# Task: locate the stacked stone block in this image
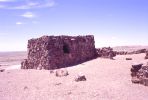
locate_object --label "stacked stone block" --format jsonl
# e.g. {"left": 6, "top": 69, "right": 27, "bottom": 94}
{"left": 21, "top": 35, "right": 97, "bottom": 70}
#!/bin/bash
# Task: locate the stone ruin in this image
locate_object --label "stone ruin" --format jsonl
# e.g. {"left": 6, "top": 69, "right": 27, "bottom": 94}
{"left": 145, "top": 51, "right": 148, "bottom": 59}
{"left": 96, "top": 47, "right": 116, "bottom": 59}
{"left": 21, "top": 35, "right": 97, "bottom": 70}
{"left": 131, "top": 63, "right": 148, "bottom": 86}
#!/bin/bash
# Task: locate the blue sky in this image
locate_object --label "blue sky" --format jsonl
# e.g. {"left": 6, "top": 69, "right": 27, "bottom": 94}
{"left": 0, "top": 0, "right": 148, "bottom": 51}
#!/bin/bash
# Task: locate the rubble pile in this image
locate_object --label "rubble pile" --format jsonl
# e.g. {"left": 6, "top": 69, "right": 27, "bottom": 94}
{"left": 96, "top": 47, "right": 116, "bottom": 59}
{"left": 131, "top": 63, "right": 148, "bottom": 86}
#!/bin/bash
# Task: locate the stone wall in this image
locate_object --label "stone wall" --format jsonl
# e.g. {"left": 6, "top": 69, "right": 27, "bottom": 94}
{"left": 21, "top": 35, "right": 97, "bottom": 70}
{"left": 96, "top": 47, "right": 116, "bottom": 59}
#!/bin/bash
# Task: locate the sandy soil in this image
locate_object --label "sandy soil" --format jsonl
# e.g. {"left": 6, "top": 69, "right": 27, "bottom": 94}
{"left": 0, "top": 53, "right": 148, "bottom": 100}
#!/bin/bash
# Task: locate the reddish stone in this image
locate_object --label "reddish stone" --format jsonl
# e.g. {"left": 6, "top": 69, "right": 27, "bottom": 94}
{"left": 21, "top": 35, "right": 97, "bottom": 70}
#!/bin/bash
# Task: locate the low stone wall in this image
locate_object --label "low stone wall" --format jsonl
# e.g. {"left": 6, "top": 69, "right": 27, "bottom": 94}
{"left": 96, "top": 47, "right": 116, "bottom": 59}
{"left": 21, "top": 35, "right": 97, "bottom": 70}
{"left": 115, "top": 51, "right": 128, "bottom": 55}
{"left": 116, "top": 49, "right": 147, "bottom": 55}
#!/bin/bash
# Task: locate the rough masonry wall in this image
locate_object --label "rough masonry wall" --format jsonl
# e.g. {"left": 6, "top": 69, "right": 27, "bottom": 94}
{"left": 96, "top": 47, "right": 116, "bottom": 59}
{"left": 21, "top": 35, "right": 97, "bottom": 70}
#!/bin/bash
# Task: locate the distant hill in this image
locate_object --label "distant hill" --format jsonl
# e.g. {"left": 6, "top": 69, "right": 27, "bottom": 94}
{"left": 112, "top": 45, "right": 148, "bottom": 52}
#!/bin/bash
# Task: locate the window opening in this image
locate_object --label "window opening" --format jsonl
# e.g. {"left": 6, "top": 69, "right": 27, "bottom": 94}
{"left": 63, "top": 44, "right": 70, "bottom": 53}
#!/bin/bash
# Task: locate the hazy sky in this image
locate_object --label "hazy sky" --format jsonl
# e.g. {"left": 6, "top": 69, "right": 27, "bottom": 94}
{"left": 0, "top": 0, "right": 148, "bottom": 51}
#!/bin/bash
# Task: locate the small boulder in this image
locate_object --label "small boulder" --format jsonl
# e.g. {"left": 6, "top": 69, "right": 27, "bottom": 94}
{"left": 74, "top": 74, "right": 86, "bottom": 82}
{"left": 55, "top": 69, "right": 69, "bottom": 77}
{"left": 49, "top": 70, "right": 54, "bottom": 74}
{"left": 54, "top": 82, "right": 62, "bottom": 86}
{"left": 0, "top": 68, "right": 5, "bottom": 72}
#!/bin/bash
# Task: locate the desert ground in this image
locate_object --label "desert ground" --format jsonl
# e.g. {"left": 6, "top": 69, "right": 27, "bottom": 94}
{"left": 0, "top": 51, "right": 26, "bottom": 68}
{"left": 0, "top": 52, "right": 148, "bottom": 100}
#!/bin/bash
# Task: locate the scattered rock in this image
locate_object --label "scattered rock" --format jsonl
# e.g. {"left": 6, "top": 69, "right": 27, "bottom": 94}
{"left": 96, "top": 47, "right": 116, "bottom": 59}
{"left": 49, "top": 70, "right": 54, "bottom": 74}
{"left": 67, "top": 91, "right": 72, "bottom": 95}
{"left": 23, "top": 86, "right": 28, "bottom": 90}
{"left": 131, "top": 77, "right": 140, "bottom": 83}
{"left": 55, "top": 69, "right": 69, "bottom": 77}
{"left": 54, "top": 82, "right": 62, "bottom": 86}
{"left": 7, "top": 71, "right": 10, "bottom": 74}
{"left": 0, "top": 68, "right": 5, "bottom": 72}
{"left": 74, "top": 74, "right": 86, "bottom": 82}
{"left": 126, "top": 58, "right": 132, "bottom": 60}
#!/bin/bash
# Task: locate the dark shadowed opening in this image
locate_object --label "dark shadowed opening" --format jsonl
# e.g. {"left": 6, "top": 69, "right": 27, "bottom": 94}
{"left": 63, "top": 43, "right": 70, "bottom": 53}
